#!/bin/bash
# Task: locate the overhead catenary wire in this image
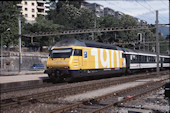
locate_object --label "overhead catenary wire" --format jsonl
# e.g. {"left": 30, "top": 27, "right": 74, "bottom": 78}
{"left": 22, "top": 25, "right": 155, "bottom": 37}
{"left": 106, "top": 0, "right": 153, "bottom": 21}
{"left": 114, "top": 40, "right": 169, "bottom": 45}
{"left": 160, "top": 0, "right": 169, "bottom": 7}
{"left": 136, "top": 0, "right": 167, "bottom": 24}
{"left": 144, "top": 0, "right": 167, "bottom": 23}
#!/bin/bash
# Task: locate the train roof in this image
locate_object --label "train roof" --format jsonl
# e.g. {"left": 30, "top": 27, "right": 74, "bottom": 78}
{"left": 123, "top": 48, "right": 170, "bottom": 57}
{"left": 54, "top": 38, "right": 122, "bottom": 50}
{"left": 123, "top": 48, "right": 156, "bottom": 54}
{"left": 53, "top": 38, "right": 170, "bottom": 57}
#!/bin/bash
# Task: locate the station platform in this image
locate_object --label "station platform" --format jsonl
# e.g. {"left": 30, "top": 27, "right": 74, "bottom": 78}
{"left": 0, "top": 73, "right": 49, "bottom": 89}
{"left": 0, "top": 70, "right": 44, "bottom": 76}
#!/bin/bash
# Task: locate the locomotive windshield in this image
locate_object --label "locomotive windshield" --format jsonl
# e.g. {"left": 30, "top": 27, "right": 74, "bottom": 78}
{"left": 50, "top": 48, "right": 72, "bottom": 58}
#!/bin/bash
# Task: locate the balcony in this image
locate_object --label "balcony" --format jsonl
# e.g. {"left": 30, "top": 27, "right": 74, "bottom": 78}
{"left": 37, "top": 1, "right": 45, "bottom": 3}
{"left": 17, "top": 3, "right": 22, "bottom": 7}
{"left": 37, "top": 6, "right": 45, "bottom": 9}
{"left": 37, "top": 12, "right": 45, "bottom": 15}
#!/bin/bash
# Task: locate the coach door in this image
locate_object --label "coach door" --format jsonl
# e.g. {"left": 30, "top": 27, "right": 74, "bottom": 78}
{"left": 125, "top": 54, "right": 130, "bottom": 70}
{"left": 161, "top": 57, "right": 163, "bottom": 68}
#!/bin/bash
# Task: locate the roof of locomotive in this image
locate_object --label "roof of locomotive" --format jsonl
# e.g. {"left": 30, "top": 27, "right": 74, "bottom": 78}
{"left": 52, "top": 38, "right": 170, "bottom": 56}
{"left": 123, "top": 48, "right": 157, "bottom": 55}
{"left": 53, "top": 38, "right": 122, "bottom": 50}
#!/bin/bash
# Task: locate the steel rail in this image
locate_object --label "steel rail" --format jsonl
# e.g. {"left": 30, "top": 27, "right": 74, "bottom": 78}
{"left": 90, "top": 80, "right": 166, "bottom": 113}
{"left": 46, "top": 77, "right": 169, "bottom": 113}
{"left": 46, "top": 76, "right": 169, "bottom": 113}
{"left": 0, "top": 71, "right": 169, "bottom": 110}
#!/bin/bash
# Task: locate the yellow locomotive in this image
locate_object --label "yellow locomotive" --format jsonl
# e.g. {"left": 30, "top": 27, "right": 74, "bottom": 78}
{"left": 46, "top": 38, "right": 126, "bottom": 82}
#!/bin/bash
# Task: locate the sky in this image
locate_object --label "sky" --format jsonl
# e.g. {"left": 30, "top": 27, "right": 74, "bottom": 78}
{"left": 87, "top": 0, "right": 169, "bottom": 24}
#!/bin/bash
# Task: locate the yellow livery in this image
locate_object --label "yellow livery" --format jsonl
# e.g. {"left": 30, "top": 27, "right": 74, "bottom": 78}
{"left": 46, "top": 38, "right": 126, "bottom": 82}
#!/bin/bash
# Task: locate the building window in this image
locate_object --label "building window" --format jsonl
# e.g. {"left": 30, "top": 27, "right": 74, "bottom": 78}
{"left": 25, "top": 14, "right": 28, "bottom": 17}
{"left": 25, "top": 2, "right": 27, "bottom": 5}
{"left": 25, "top": 8, "right": 27, "bottom": 11}
{"left": 32, "top": 9, "right": 34, "bottom": 12}
{"left": 32, "top": 15, "right": 35, "bottom": 18}
{"left": 32, "top": 3, "right": 34, "bottom": 6}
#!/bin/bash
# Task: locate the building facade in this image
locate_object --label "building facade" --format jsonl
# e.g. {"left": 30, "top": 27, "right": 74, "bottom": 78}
{"left": 104, "top": 7, "right": 115, "bottom": 17}
{"left": 115, "top": 11, "right": 124, "bottom": 19}
{"left": 82, "top": 2, "right": 104, "bottom": 17}
{"left": 134, "top": 17, "right": 147, "bottom": 26}
{"left": 17, "top": 0, "right": 51, "bottom": 23}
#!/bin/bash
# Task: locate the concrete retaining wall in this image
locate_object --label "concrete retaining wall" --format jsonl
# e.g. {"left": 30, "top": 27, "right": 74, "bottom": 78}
{"left": 1, "top": 52, "right": 48, "bottom": 71}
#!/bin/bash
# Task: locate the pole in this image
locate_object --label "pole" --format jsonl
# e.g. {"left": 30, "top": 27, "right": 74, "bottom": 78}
{"left": 156, "top": 10, "right": 159, "bottom": 76}
{"left": 31, "top": 37, "right": 33, "bottom": 44}
{"left": 92, "top": 3, "right": 96, "bottom": 40}
{"left": 1, "top": 1, "right": 4, "bottom": 70}
{"left": 1, "top": 34, "right": 3, "bottom": 70}
{"left": 143, "top": 32, "right": 145, "bottom": 51}
{"left": 18, "top": 14, "right": 22, "bottom": 72}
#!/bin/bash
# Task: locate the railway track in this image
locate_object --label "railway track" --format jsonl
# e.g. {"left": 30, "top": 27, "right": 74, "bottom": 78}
{"left": 46, "top": 77, "right": 169, "bottom": 113}
{"left": 1, "top": 70, "right": 168, "bottom": 93}
{"left": 0, "top": 71, "right": 169, "bottom": 111}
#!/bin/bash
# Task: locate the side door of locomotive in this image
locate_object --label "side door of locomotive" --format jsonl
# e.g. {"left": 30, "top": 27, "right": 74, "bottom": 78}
{"left": 73, "top": 49, "right": 82, "bottom": 69}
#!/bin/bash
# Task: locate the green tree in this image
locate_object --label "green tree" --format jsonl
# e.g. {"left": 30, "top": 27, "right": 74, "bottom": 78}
{"left": 0, "top": 1, "right": 22, "bottom": 47}
{"left": 47, "top": 3, "right": 95, "bottom": 40}
{"left": 98, "top": 15, "right": 138, "bottom": 46}
{"left": 23, "top": 16, "right": 62, "bottom": 47}
{"left": 159, "top": 35, "right": 169, "bottom": 54}
{"left": 48, "top": 4, "right": 94, "bottom": 30}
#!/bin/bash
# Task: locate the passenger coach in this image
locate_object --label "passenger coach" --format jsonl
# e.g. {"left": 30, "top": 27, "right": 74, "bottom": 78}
{"left": 123, "top": 48, "right": 170, "bottom": 72}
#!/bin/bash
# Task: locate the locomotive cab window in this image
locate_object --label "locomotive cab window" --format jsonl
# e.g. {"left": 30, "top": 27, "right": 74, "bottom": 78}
{"left": 73, "top": 49, "right": 82, "bottom": 56}
{"left": 50, "top": 48, "right": 72, "bottom": 58}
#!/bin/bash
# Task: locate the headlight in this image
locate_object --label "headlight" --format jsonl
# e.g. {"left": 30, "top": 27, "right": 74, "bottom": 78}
{"left": 64, "top": 66, "right": 69, "bottom": 69}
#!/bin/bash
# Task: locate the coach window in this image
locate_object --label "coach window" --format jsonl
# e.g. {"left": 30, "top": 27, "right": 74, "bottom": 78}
{"left": 148, "top": 56, "right": 152, "bottom": 62}
{"left": 144, "top": 56, "right": 147, "bottom": 63}
{"left": 164, "top": 58, "right": 170, "bottom": 63}
{"left": 146, "top": 56, "right": 148, "bottom": 62}
{"left": 142, "top": 56, "right": 146, "bottom": 63}
{"left": 74, "top": 49, "right": 82, "bottom": 56}
{"left": 137, "top": 55, "right": 140, "bottom": 63}
{"left": 141, "top": 55, "right": 144, "bottom": 63}
{"left": 131, "top": 55, "right": 137, "bottom": 63}
{"left": 151, "top": 56, "right": 153, "bottom": 62}
{"left": 154, "top": 57, "right": 156, "bottom": 62}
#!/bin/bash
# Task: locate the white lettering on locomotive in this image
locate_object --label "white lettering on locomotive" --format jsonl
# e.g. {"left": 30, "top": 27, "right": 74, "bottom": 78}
{"left": 116, "top": 51, "right": 119, "bottom": 67}
{"left": 91, "top": 48, "right": 99, "bottom": 68}
{"left": 111, "top": 50, "right": 114, "bottom": 68}
{"left": 100, "top": 49, "right": 110, "bottom": 68}
{"left": 91, "top": 48, "right": 124, "bottom": 69}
